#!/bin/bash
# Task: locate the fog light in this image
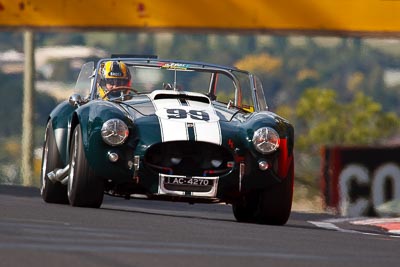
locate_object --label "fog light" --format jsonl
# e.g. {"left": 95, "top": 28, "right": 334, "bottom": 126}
{"left": 211, "top": 159, "right": 223, "bottom": 168}
{"left": 258, "top": 160, "right": 269, "bottom": 171}
{"left": 108, "top": 152, "right": 119, "bottom": 162}
{"left": 171, "top": 157, "right": 182, "bottom": 165}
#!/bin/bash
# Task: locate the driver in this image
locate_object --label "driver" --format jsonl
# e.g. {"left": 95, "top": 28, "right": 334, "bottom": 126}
{"left": 98, "top": 60, "right": 132, "bottom": 99}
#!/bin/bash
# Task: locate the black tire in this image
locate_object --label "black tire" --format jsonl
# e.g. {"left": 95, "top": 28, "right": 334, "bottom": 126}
{"left": 232, "top": 193, "right": 258, "bottom": 223}
{"left": 255, "top": 161, "right": 294, "bottom": 225}
{"left": 40, "top": 121, "right": 69, "bottom": 204}
{"left": 233, "top": 161, "right": 294, "bottom": 225}
{"left": 67, "top": 125, "right": 104, "bottom": 208}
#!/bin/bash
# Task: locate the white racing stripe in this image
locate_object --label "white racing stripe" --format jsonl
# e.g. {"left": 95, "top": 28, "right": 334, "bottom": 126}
{"left": 153, "top": 98, "right": 188, "bottom": 142}
{"left": 150, "top": 91, "right": 222, "bottom": 144}
{"left": 187, "top": 99, "right": 222, "bottom": 145}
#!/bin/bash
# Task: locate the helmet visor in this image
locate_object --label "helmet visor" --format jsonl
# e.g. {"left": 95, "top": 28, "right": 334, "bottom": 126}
{"left": 105, "top": 78, "right": 128, "bottom": 87}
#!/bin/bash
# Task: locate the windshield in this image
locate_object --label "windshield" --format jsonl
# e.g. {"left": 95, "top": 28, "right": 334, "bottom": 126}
{"left": 74, "top": 61, "right": 94, "bottom": 97}
{"left": 91, "top": 59, "right": 265, "bottom": 112}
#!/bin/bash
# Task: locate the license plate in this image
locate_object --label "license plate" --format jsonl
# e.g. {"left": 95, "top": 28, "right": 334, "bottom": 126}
{"left": 164, "top": 176, "right": 211, "bottom": 186}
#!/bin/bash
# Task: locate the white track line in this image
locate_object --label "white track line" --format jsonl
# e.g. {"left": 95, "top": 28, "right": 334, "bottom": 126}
{"left": 308, "top": 218, "right": 400, "bottom": 238}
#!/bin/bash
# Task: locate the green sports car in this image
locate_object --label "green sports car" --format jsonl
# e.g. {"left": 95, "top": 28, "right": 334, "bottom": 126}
{"left": 40, "top": 56, "right": 294, "bottom": 225}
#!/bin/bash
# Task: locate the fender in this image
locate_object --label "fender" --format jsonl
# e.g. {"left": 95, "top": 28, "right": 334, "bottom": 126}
{"left": 48, "top": 101, "right": 76, "bottom": 165}
{"left": 277, "top": 138, "right": 294, "bottom": 179}
{"left": 72, "top": 100, "right": 134, "bottom": 171}
{"left": 243, "top": 110, "right": 294, "bottom": 179}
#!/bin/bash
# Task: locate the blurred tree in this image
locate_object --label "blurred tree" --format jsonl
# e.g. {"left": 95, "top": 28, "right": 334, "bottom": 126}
{"left": 295, "top": 88, "right": 400, "bottom": 152}
{"left": 235, "top": 53, "right": 282, "bottom": 74}
{"left": 37, "top": 33, "right": 85, "bottom": 46}
{"left": 0, "top": 72, "right": 58, "bottom": 138}
{"left": 237, "top": 35, "right": 257, "bottom": 53}
{"left": 271, "top": 35, "right": 288, "bottom": 54}
{"left": 291, "top": 87, "right": 400, "bottom": 188}
{"left": 0, "top": 32, "right": 23, "bottom": 51}
{"left": 234, "top": 52, "right": 284, "bottom": 108}
{"left": 84, "top": 32, "right": 118, "bottom": 49}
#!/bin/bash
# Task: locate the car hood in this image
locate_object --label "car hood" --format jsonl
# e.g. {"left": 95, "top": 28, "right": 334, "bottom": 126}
{"left": 116, "top": 90, "right": 243, "bottom": 145}
{"left": 120, "top": 90, "right": 239, "bottom": 119}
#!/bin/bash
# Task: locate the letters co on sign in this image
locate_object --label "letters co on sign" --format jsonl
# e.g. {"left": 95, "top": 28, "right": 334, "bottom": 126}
{"left": 321, "top": 146, "right": 400, "bottom": 216}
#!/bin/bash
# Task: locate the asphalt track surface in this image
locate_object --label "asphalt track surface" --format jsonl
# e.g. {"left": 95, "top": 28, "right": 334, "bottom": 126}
{"left": 1, "top": 185, "right": 400, "bottom": 267}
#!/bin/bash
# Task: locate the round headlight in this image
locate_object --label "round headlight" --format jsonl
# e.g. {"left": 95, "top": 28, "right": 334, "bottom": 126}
{"left": 252, "top": 127, "right": 280, "bottom": 154}
{"left": 101, "top": 119, "right": 129, "bottom": 146}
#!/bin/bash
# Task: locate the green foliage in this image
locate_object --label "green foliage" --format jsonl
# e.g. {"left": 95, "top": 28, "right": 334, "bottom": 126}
{"left": 38, "top": 33, "right": 85, "bottom": 46}
{"left": 0, "top": 32, "right": 22, "bottom": 50}
{"left": 48, "top": 59, "right": 77, "bottom": 81}
{"left": 293, "top": 87, "right": 399, "bottom": 189}
{"left": 0, "top": 72, "right": 58, "bottom": 139}
{"left": 295, "top": 88, "right": 400, "bottom": 152}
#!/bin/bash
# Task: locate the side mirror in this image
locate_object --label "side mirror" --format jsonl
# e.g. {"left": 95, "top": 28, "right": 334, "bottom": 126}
{"left": 69, "top": 93, "right": 83, "bottom": 107}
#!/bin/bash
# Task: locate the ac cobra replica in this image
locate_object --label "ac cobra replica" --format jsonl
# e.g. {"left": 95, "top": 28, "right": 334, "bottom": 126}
{"left": 40, "top": 56, "right": 294, "bottom": 225}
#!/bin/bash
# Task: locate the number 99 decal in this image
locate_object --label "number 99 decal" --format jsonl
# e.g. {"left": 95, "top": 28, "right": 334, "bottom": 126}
{"left": 166, "top": 108, "right": 210, "bottom": 121}
{"left": 156, "top": 106, "right": 219, "bottom": 123}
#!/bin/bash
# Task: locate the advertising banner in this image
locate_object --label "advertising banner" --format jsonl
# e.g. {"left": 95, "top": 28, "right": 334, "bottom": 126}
{"left": 1, "top": 0, "right": 400, "bottom": 36}
{"left": 321, "top": 146, "right": 400, "bottom": 216}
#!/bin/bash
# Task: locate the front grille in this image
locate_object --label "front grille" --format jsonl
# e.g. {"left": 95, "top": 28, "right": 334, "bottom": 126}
{"left": 144, "top": 141, "right": 234, "bottom": 177}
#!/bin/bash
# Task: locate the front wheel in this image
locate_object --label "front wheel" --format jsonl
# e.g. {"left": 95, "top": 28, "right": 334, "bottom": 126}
{"left": 232, "top": 161, "right": 294, "bottom": 225}
{"left": 255, "top": 161, "right": 294, "bottom": 225}
{"left": 67, "top": 125, "right": 104, "bottom": 208}
{"left": 232, "top": 193, "right": 258, "bottom": 223}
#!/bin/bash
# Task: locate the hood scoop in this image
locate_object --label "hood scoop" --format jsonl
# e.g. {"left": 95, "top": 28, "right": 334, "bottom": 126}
{"left": 150, "top": 90, "right": 219, "bottom": 124}
{"left": 153, "top": 92, "right": 210, "bottom": 104}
